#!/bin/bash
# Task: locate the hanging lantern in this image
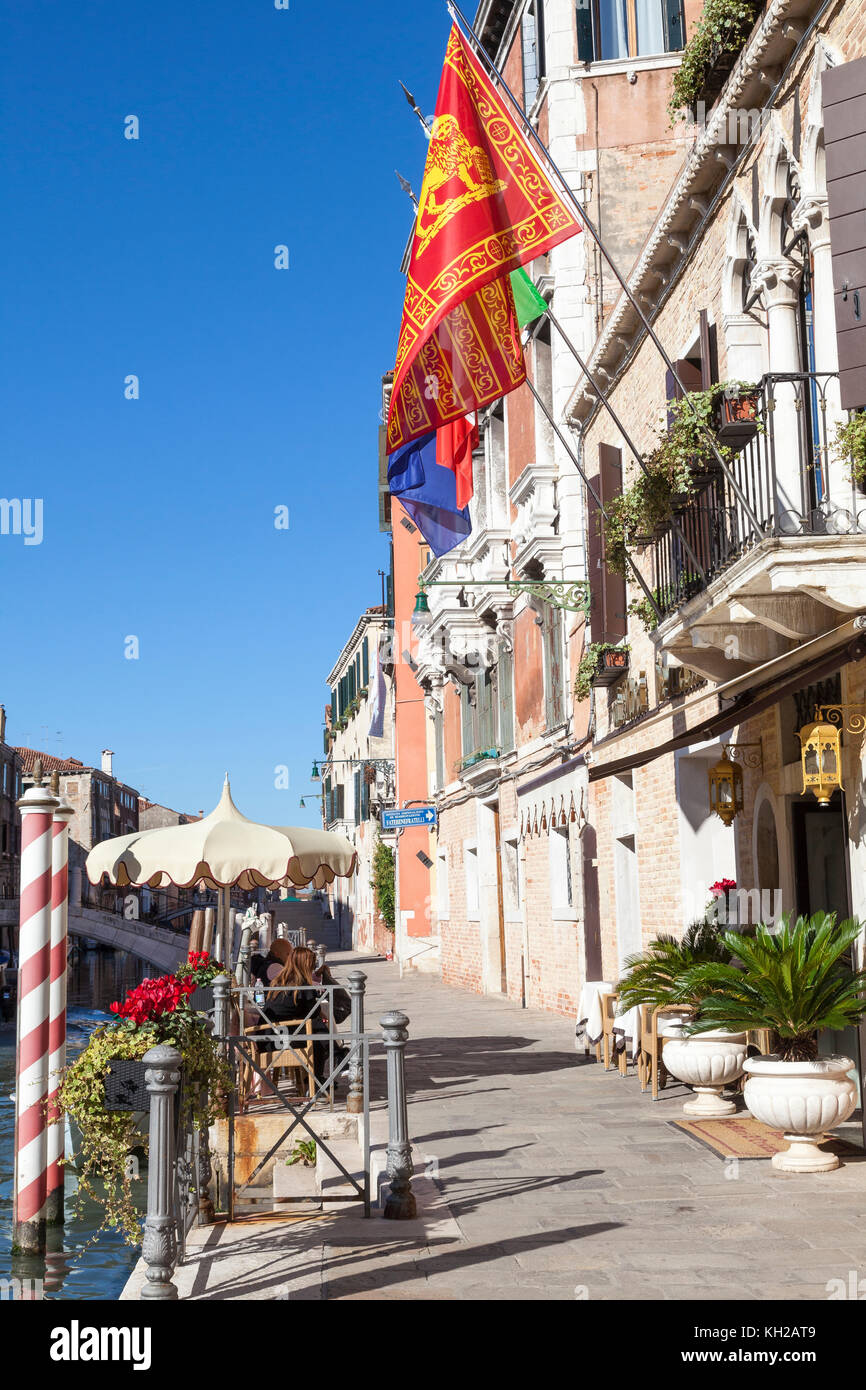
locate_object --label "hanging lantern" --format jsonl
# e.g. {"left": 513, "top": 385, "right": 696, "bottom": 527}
{"left": 798, "top": 714, "right": 842, "bottom": 806}
{"left": 708, "top": 748, "right": 743, "bottom": 827}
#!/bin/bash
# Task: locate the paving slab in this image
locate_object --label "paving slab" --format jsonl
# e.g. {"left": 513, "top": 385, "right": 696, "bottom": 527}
{"left": 121, "top": 950, "right": 866, "bottom": 1300}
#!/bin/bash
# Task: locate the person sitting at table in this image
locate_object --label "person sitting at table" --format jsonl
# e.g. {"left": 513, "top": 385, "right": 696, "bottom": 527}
{"left": 248, "top": 945, "right": 328, "bottom": 1096}
{"left": 251, "top": 937, "right": 293, "bottom": 986}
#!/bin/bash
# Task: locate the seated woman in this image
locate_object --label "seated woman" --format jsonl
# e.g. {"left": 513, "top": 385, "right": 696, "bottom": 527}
{"left": 248, "top": 945, "right": 329, "bottom": 1096}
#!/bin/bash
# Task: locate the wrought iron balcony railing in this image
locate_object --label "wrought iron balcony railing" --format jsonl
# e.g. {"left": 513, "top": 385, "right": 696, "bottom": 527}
{"left": 649, "top": 373, "right": 864, "bottom": 623}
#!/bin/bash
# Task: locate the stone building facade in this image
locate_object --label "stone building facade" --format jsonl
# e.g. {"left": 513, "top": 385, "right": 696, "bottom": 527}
{"left": 322, "top": 605, "right": 396, "bottom": 952}
{"left": 570, "top": 0, "right": 866, "bottom": 1072}
{"left": 400, "top": 0, "right": 698, "bottom": 1014}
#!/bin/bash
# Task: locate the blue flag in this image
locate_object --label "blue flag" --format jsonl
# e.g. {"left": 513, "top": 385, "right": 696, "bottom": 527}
{"left": 387, "top": 432, "right": 471, "bottom": 558}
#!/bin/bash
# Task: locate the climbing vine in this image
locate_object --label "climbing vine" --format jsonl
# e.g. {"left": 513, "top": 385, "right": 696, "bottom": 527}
{"left": 668, "top": 0, "right": 763, "bottom": 121}
{"left": 371, "top": 838, "right": 395, "bottom": 932}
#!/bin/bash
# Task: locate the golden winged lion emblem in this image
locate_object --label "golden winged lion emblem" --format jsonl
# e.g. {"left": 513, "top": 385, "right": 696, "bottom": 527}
{"left": 415, "top": 113, "right": 507, "bottom": 256}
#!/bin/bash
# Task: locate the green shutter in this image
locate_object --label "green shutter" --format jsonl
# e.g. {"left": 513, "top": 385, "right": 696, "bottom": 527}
{"left": 362, "top": 638, "right": 369, "bottom": 688}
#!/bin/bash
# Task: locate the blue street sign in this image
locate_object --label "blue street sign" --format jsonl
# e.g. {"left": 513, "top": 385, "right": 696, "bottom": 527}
{"left": 381, "top": 806, "right": 437, "bottom": 830}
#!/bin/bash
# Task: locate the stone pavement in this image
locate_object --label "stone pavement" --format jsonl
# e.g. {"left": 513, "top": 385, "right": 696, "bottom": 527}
{"left": 123, "top": 950, "right": 866, "bottom": 1301}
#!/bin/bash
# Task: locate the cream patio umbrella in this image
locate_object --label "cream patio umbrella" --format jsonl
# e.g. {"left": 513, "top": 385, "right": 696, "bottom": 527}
{"left": 85, "top": 776, "right": 356, "bottom": 967}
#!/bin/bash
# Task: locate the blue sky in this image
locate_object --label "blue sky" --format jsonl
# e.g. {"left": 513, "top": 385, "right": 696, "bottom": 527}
{"left": 0, "top": 0, "right": 447, "bottom": 823}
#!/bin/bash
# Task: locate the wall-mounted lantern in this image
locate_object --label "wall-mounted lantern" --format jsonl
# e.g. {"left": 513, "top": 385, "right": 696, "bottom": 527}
{"left": 708, "top": 748, "right": 743, "bottom": 827}
{"left": 707, "top": 741, "right": 763, "bottom": 826}
{"left": 796, "top": 705, "right": 866, "bottom": 806}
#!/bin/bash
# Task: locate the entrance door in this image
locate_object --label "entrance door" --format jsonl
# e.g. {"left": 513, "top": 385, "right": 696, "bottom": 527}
{"left": 791, "top": 798, "right": 850, "bottom": 922}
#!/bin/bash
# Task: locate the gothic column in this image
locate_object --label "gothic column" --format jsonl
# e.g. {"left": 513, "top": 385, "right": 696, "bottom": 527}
{"left": 753, "top": 257, "right": 806, "bottom": 525}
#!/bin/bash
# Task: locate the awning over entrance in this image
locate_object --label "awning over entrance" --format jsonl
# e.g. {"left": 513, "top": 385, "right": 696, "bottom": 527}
{"left": 588, "top": 629, "right": 866, "bottom": 782}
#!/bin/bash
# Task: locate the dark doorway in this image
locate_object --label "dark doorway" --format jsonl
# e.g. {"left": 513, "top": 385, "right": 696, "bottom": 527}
{"left": 791, "top": 795, "right": 851, "bottom": 922}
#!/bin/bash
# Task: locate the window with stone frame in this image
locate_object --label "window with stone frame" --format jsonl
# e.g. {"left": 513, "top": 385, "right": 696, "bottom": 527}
{"left": 576, "top": 0, "right": 684, "bottom": 63}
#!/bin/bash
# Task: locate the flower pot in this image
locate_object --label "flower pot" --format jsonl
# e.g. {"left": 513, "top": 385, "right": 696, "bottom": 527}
{"left": 716, "top": 391, "right": 761, "bottom": 449}
{"left": 662, "top": 1027, "right": 749, "bottom": 1116}
{"left": 742, "top": 1054, "right": 857, "bottom": 1172}
{"left": 592, "top": 649, "right": 629, "bottom": 687}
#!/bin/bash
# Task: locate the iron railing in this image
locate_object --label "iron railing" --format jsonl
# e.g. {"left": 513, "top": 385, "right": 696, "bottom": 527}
{"left": 649, "top": 372, "right": 863, "bottom": 621}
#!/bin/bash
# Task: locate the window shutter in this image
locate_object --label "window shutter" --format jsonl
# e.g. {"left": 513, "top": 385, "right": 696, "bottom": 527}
{"left": 362, "top": 637, "right": 369, "bottom": 687}
{"left": 353, "top": 770, "right": 361, "bottom": 825}
{"left": 497, "top": 648, "right": 515, "bottom": 754}
{"left": 576, "top": 0, "right": 594, "bottom": 63}
{"left": 823, "top": 56, "right": 866, "bottom": 409}
{"left": 664, "top": 0, "right": 685, "bottom": 52}
{"left": 596, "top": 444, "right": 628, "bottom": 643}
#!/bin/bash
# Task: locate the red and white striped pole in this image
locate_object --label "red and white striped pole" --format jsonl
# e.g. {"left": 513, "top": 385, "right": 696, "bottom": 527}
{"left": 13, "top": 759, "right": 59, "bottom": 1253}
{"left": 46, "top": 776, "right": 73, "bottom": 1226}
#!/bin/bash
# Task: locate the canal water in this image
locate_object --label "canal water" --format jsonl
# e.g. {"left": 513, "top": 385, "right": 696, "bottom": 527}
{"left": 0, "top": 948, "right": 149, "bottom": 1300}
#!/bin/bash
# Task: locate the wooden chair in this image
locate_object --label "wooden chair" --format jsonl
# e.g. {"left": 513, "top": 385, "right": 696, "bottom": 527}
{"left": 600, "top": 992, "right": 628, "bottom": 1075}
{"left": 239, "top": 1016, "right": 316, "bottom": 1111}
{"left": 637, "top": 1003, "right": 695, "bottom": 1100}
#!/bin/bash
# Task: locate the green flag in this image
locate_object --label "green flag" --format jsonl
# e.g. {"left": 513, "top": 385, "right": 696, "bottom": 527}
{"left": 510, "top": 266, "right": 548, "bottom": 328}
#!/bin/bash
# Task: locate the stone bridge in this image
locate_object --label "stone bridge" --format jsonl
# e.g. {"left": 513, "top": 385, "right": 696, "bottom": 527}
{"left": 69, "top": 909, "right": 188, "bottom": 974}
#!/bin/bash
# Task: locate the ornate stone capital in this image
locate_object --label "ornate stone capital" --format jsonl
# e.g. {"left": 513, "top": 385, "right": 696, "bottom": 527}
{"left": 791, "top": 193, "right": 830, "bottom": 248}
{"left": 751, "top": 257, "right": 802, "bottom": 308}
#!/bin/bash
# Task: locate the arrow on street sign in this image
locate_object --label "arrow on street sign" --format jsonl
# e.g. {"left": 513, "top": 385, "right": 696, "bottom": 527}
{"left": 381, "top": 806, "right": 437, "bottom": 830}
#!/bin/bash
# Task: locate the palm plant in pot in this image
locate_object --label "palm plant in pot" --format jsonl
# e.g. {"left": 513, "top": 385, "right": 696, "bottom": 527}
{"left": 682, "top": 912, "right": 866, "bottom": 1170}
{"left": 618, "top": 921, "right": 748, "bottom": 1115}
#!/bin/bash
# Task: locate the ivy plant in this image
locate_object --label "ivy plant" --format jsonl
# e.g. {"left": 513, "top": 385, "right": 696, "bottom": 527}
{"left": 668, "top": 0, "right": 763, "bottom": 122}
{"left": 372, "top": 837, "right": 395, "bottom": 931}
{"left": 835, "top": 412, "right": 866, "bottom": 488}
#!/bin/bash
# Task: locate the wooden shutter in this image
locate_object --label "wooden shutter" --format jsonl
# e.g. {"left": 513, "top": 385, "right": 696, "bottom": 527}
{"left": 823, "top": 56, "right": 866, "bottom": 409}
{"left": 497, "top": 648, "right": 515, "bottom": 754}
{"left": 353, "top": 770, "right": 361, "bottom": 825}
{"left": 362, "top": 638, "right": 369, "bottom": 687}
{"left": 589, "top": 444, "right": 628, "bottom": 644}
{"left": 576, "top": 0, "right": 593, "bottom": 62}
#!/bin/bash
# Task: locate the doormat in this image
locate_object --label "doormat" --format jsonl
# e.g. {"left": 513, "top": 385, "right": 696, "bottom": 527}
{"left": 669, "top": 1116, "right": 863, "bottom": 1161}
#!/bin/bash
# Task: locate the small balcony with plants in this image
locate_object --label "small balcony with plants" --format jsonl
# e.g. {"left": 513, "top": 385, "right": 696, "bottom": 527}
{"left": 603, "top": 374, "right": 866, "bottom": 682}
{"left": 667, "top": 0, "right": 764, "bottom": 123}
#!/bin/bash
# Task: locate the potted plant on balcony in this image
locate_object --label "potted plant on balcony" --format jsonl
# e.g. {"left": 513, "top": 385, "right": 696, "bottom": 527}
{"left": 618, "top": 921, "right": 747, "bottom": 1116}
{"left": 682, "top": 913, "right": 866, "bottom": 1170}
{"left": 667, "top": 0, "right": 763, "bottom": 123}
{"left": 834, "top": 411, "right": 866, "bottom": 489}
{"left": 574, "top": 643, "right": 630, "bottom": 702}
{"left": 715, "top": 383, "right": 762, "bottom": 448}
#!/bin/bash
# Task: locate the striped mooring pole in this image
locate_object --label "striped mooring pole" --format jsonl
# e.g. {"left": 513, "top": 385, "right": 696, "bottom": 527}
{"left": 46, "top": 775, "right": 73, "bottom": 1225}
{"left": 13, "top": 759, "right": 59, "bottom": 1253}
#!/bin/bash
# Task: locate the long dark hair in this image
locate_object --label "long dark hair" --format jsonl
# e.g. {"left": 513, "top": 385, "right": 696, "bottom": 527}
{"left": 272, "top": 945, "right": 317, "bottom": 990}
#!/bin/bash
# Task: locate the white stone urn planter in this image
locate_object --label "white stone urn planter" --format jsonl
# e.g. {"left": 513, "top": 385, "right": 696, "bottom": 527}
{"left": 662, "top": 1026, "right": 749, "bottom": 1116}
{"left": 742, "top": 1054, "right": 857, "bottom": 1172}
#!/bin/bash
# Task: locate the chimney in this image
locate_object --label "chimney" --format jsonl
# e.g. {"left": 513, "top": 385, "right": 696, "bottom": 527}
{"left": 102, "top": 749, "right": 114, "bottom": 777}
{"left": 0, "top": 705, "right": 5, "bottom": 745}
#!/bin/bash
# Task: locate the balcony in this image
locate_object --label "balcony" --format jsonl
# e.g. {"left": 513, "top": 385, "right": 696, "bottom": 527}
{"left": 648, "top": 372, "right": 866, "bottom": 680}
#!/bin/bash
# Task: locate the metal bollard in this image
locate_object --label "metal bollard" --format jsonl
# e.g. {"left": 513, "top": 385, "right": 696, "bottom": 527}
{"left": 346, "top": 971, "right": 366, "bottom": 1114}
{"left": 196, "top": 1082, "right": 215, "bottom": 1225}
{"left": 380, "top": 1011, "right": 416, "bottom": 1220}
{"left": 141, "top": 1045, "right": 182, "bottom": 1301}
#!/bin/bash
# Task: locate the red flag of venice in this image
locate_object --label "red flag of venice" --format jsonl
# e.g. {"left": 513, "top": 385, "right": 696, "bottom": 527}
{"left": 386, "top": 23, "right": 581, "bottom": 456}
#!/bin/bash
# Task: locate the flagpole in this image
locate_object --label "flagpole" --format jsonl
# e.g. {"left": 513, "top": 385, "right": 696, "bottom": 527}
{"left": 445, "top": 0, "right": 764, "bottom": 542}
{"left": 520, "top": 367, "right": 663, "bottom": 622}
{"left": 540, "top": 305, "right": 709, "bottom": 588}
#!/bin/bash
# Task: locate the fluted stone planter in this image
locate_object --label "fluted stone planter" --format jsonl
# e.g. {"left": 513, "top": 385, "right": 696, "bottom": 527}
{"left": 662, "top": 1027, "right": 749, "bottom": 1116}
{"left": 742, "top": 1054, "right": 857, "bottom": 1172}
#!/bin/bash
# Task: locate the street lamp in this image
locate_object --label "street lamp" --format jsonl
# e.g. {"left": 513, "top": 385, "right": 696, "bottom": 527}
{"left": 299, "top": 793, "right": 324, "bottom": 810}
